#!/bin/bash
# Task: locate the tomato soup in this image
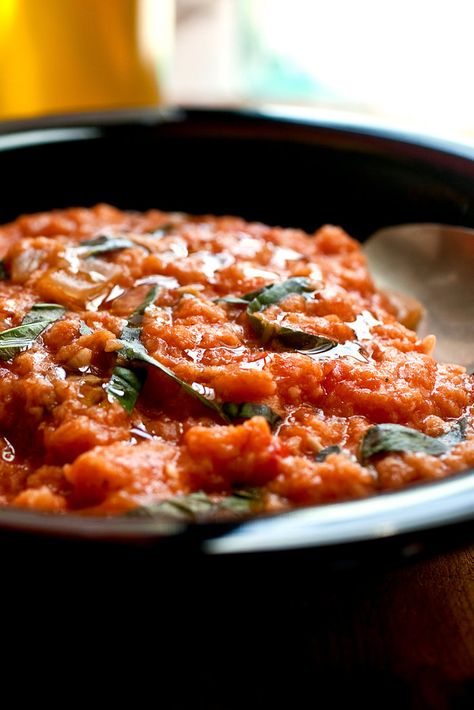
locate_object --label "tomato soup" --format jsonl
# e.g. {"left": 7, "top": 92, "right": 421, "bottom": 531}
{"left": 0, "top": 205, "right": 472, "bottom": 518}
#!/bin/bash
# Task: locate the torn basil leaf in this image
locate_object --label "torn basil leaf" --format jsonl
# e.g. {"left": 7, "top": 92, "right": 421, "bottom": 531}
{"left": 118, "top": 332, "right": 270, "bottom": 421}
{"left": 0, "top": 260, "right": 8, "bottom": 280}
{"left": 0, "top": 302, "right": 65, "bottom": 361}
{"left": 75, "top": 235, "right": 137, "bottom": 258}
{"left": 217, "top": 277, "right": 314, "bottom": 309}
{"left": 108, "top": 286, "right": 228, "bottom": 419}
{"left": 217, "top": 489, "right": 264, "bottom": 516}
{"left": 248, "top": 314, "right": 337, "bottom": 351}
{"left": 316, "top": 445, "right": 342, "bottom": 462}
{"left": 272, "top": 323, "right": 337, "bottom": 351}
{"left": 246, "top": 277, "right": 315, "bottom": 313}
{"left": 127, "top": 492, "right": 214, "bottom": 519}
{"left": 216, "top": 296, "right": 251, "bottom": 306}
{"left": 106, "top": 286, "right": 158, "bottom": 411}
{"left": 119, "top": 336, "right": 227, "bottom": 419}
{"left": 222, "top": 402, "right": 281, "bottom": 428}
{"left": 105, "top": 366, "right": 146, "bottom": 414}
{"left": 122, "top": 284, "right": 159, "bottom": 333}
{"left": 22, "top": 303, "right": 65, "bottom": 325}
{"left": 238, "top": 277, "right": 338, "bottom": 352}
{"left": 117, "top": 286, "right": 231, "bottom": 418}
{"left": 79, "top": 320, "right": 93, "bottom": 336}
{"left": 148, "top": 223, "right": 177, "bottom": 237}
{"left": 127, "top": 489, "right": 262, "bottom": 521}
{"left": 360, "top": 420, "right": 467, "bottom": 463}
{"left": 109, "top": 286, "right": 283, "bottom": 422}
{"left": 118, "top": 285, "right": 159, "bottom": 352}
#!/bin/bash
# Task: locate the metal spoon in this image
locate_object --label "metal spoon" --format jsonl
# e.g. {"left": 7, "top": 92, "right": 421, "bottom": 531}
{"left": 364, "top": 224, "right": 474, "bottom": 371}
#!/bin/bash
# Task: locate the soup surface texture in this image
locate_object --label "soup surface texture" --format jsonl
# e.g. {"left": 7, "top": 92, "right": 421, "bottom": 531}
{"left": 0, "top": 205, "right": 472, "bottom": 517}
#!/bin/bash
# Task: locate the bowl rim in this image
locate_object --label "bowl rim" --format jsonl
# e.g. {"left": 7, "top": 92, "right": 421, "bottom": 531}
{"left": 0, "top": 468, "right": 473, "bottom": 555}
{"left": 2, "top": 103, "right": 474, "bottom": 162}
{"left": 1, "top": 104, "right": 474, "bottom": 556}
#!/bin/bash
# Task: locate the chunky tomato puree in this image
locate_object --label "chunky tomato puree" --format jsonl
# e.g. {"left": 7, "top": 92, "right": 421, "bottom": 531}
{"left": 0, "top": 204, "right": 472, "bottom": 517}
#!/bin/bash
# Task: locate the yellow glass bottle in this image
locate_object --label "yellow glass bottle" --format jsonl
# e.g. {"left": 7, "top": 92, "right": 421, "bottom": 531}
{"left": 0, "top": 0, "right": 173, "bottom": 119}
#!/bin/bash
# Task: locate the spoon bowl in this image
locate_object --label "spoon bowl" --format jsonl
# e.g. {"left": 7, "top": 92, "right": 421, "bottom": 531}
{"left": 364, "top": 224, "right": 474, "bottom": 371}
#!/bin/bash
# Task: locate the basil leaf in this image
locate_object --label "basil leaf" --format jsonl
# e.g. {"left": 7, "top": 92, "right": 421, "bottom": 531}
{"left": 75, "top": 235, "right": 137, "bottom": 258}
{"left": 220, "top": 489, "right": 263, "bottom": 513}
{"left": 0, "top": 260, "right": 8, "bottom": 280}
{"left": 108, "top": 286, "right": 228, "bottom": 419}
{"left": 129, "top": 492, "right": 216, "bottom": 519}
{"left": 119, "top": 337, "right": 227, "bottom": 419}
{"left": 246, "top": 277, "right": 315, "bottom": 313}
{"left": 0, "top": 322, "right": 51, "bottom": 360}
{"left": 22, "top": 303, "right": 65, "bottom": 325}
{"left": 360, "top": 420, "right": 467, "bottom": 463}
{"left": 107, "top": 284, "right": 230, "bottom": 418}
{"left": 110, "top": 286, "right": 281, "bottom": 422}
{"left": 127, "top": 489, "right": 262, "bottom": 521}
{"left": 272, "top": 323, "right": 337, "bottom": 351}
{"left": 216, "top": 296, "right": 251, "bottom": 306}
{"left": 105, "top": 366, "right": 146, "bottom": 413}
{"left": 148, "top": 223, "right": 177, "bottom": 237}
{"left": 217, "top": 277, "right": 314, "bottom": 309}
{"left": 316, "top": 445, "right": 342, "bottom": 462}
{"left": 219, "top": 277, "right": 337, "bottom": 351}
{"left": 106, "top": 287, "right": 158, "bottom": 411}
{"left": 248, "top": 314, "right": 337, "bottom": 351}
{"left": 0, "top": 302, "right": 65, "bottom": 360}
{"left": 79, "top": 320, "right": 93, "bottom": 336}
{"left": 239, "top": 277, "right": 337, "bottom": 352}
{"left": 122, "top": 285, "right": 159, "bottom": 333}
{"left": 222, "top": 402, "right": 281, "bottom": 428}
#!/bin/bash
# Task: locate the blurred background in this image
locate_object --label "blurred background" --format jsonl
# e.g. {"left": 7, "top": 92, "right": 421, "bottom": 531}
{"left": 172, "top": 0, "right": 474, "bottom": 138}
{"left": 1, "top": 0, "right": 474, "bottom": 139}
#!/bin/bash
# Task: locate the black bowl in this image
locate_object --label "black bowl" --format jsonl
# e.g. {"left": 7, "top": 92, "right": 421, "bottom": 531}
{"left": 1, "top": 106, "right": 474, "bottom": 567}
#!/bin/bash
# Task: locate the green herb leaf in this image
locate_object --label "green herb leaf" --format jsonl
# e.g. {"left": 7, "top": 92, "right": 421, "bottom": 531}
{"left": 105, "top": 366, "right": 146, "bottom": 413}
{"left": 264, "top": 322, "right": 337, "bottom": 351}
{"left": 119, "top": 336, "right": 227, "bottom": 419}
{"left": 215, "top": 296, "right": 251, "bottom": 306}
{"left": 106, "top": 287, "right": 158, "bottom": 411}
{"left": 122, "top": 285, "right": 159, "bottom": 333}
{"left": 0, "top": 302, "right": 65, "bottom": 361}
{"left": 79, "top": 320, "right": 93, "bottom": 336}
{"left": 0, "top": 260, "right": 8, "bottom": 280}
{"left": 106, "top": 284, "right": 230, "bottom": 418}
{"left": 75, "top": 235, "right": 137, "bottom": 258}
{"left": 109, "top": 286, "right": 281, "bottom": 422}
{"left": 217, "top": 277, "right": 315, "bottom": 309}
{"left": 248, "top": 313, "right": 337, "bottom": 351}
{"left": 237, "top": 277, "right": 338, "bottom": 352}
{"left": 246, "top": 277, "right": 315, "bottom": 313}
{"left": 360, "top": 420, "right": 468, "bottom": 463}
{"left": 222, "top": 402, "right": 281, "bottom": 428}
{"left": 107, "top": 287, "right": 228, "bottom": 418}
{"left": 132, "top": 492, "right": 215, "bottom": 519}
{"left": 219, "top": 489, "right": 263, "bottom": 514}
{"left": 126, "top": 489, "right": 262, "bottom": 521}
{"left": 148, "top": 223, "right": 177, "bottom": 237}
{"left": 316, "top": 445, "right": 342, "bottom": 462}
{"left": 21, "top": 303, "right": 65, "bottom": 325}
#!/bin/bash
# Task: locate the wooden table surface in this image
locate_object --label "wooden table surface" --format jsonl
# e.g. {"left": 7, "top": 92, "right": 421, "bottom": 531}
{"left": 169, "top": 544, "right": 474, "bottom": 708}
{"left": 1, "top": 533, "right": 473, "bottom": 708}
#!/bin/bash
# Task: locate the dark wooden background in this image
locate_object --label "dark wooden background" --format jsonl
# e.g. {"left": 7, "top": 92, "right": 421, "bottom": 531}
{"left": 1, "top": 535, "right": 472, "bottom": 709}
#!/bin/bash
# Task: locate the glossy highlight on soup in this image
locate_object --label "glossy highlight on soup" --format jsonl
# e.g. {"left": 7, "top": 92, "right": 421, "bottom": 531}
{"left": 0, "top": 204, "right": 472, "bottom": 518}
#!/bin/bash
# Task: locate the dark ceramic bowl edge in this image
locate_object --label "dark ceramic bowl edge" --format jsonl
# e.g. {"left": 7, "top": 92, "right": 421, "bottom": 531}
{"left": 0, "top": 106, "right": 473, "bottom": 558}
